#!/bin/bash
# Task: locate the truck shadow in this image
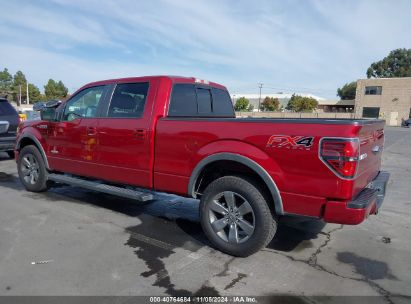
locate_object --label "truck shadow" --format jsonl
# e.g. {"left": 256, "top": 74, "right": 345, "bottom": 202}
{"left": 48, "top": 185, "right": 326, "bottom": 253}
{"left": 267, "top": 216, "right": 326, "bottom": 252}
{"left": 0, "top": 174, "right": 326, "bottom": 254}
{"left": 0, "top": 179, "right": 328, "bottom": 296}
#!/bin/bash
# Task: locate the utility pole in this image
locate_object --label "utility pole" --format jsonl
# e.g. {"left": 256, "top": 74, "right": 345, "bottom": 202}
{"left": 258, "top": 83, "right": 263, "bottom": 112}
{"left": 26, "top": 82, "right": 29, "bottom": 104}
{"left": 18, "top": 85, "right": 22, "bottom": 107}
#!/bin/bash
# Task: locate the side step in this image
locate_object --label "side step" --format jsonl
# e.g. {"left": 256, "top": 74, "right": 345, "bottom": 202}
{"left": 48, "top": 173, "right": 154, "bottom": 202}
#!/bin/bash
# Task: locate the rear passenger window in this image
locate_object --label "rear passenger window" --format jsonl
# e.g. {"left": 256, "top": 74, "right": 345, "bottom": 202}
{"left": 108, "top": 82, "right": 149, "bottom": 118}
{"left": 168, "top": 84, "right": 197, "bottom": 117}
{"left": 197, "top": 88, "right": 212, "bottom": 115}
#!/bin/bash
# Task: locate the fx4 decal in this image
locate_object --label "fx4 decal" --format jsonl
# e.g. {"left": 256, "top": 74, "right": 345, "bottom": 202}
{"left": 267, "top": 135, "right": 315, "bottom": 150}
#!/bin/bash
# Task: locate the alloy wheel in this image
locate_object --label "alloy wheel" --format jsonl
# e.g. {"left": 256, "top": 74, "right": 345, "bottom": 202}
{"left": 20, "top": 154, "right": 40, "bottom": 185}
{"left": 208, "top": 191, "right": 255, "bottom": 244}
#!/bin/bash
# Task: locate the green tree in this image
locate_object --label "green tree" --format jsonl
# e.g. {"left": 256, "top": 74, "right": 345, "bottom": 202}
{"left": 260, "top": 96, "right": 280, "bottom": 111}
{"left": 12, "top": 71, "right": 27, "bottom": 105}
{"left": 367, "top": 48, "right": 411, "bottom": 78}
{"left": 286, "top": 94, "right": 318, "bottom": 112}
{"left": 13, "top": 71, "right": 27, "bottom": 87}
{"left": 0, "top": 68, "right": 13, "bottom": 97}
{"left": 248, "top": 103, "right": 254, "bottom": 111}
{"left": 234, "top": 96, "right": 250, "bottom": 111}
{"left": 28, "top": 84, "right": 43, "bottom": 103}
{"left": 44, "top": 79, "right": 68, "bottom": 100}
{"left": 337, "top": 81, "right": 357, "bottom": 100}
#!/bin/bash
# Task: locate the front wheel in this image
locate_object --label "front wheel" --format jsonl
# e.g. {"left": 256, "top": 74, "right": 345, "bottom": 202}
{"left": 17, "top": 145, "right": 50, "bottom": 192}
{"left": 200, "top": 176, "right": 277, "bottom": 257}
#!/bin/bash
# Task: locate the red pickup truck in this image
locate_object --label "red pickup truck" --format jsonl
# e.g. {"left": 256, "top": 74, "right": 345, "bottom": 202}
{"left": 15, "top": 76, "right": 389, "bottom": 256}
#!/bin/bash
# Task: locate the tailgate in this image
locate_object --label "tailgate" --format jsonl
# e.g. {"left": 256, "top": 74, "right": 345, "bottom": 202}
{"left": 354, "top": 121, "right": 385, "bottom": 196}
{"left": 0, "top": 101, "right": 19, "bottom": 138}
{"left": 0, "top": 115, "right": 18, "bottom": 138}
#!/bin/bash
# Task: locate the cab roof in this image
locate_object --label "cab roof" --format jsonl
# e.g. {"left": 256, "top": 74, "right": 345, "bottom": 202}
{"left": 79, "top": 75, "right": 227, "bottom": 93}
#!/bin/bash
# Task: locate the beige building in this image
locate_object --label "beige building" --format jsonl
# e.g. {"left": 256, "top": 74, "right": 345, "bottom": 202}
{"left": 317, "top": 99, "right": 355, "bottom": 113}
{"left": 355, "top": 77, "right": 411, "bottom": 126}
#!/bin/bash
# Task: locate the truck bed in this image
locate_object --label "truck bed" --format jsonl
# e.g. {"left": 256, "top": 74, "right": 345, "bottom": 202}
{"left": 166, "top": 117, "right": 385, "bottom": 125}
{"left": 154, "top": 117, "right": 385, "bottom": 217}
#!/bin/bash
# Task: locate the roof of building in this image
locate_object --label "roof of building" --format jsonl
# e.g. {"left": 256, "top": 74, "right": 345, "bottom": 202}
{"left": 317, "top": 99, "right": 355, "bottom": 106}
{"left": 359, "top": 76, "right": 411, "bottom": 80}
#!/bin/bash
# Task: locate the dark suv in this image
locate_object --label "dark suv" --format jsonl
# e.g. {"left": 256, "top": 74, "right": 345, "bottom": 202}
{"left": 0, "top": 98, "right": 19, "bottom": 158}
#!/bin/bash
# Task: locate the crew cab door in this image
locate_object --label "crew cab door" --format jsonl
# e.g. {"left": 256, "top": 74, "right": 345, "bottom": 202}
{"left": 46, "top": 85, "right": 108, "bottom": 177}
{"left": 95, "top": 81, "right": 155, "bottom": 188}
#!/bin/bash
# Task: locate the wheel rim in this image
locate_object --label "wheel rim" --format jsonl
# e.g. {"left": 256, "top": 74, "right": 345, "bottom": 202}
{"left": 208, "top": 191, "right": 255, "bottom": 244}
{"left": 20, "top": 153, "right": 40, "bottom": 185}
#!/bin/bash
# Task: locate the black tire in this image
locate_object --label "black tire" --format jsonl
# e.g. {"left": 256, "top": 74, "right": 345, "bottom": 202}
{"left": 17, "top": 145, "right": 50, "bottom": 192}
{"left": 200, "top": 176, "right": 277, "bottom": 257}
{"left": 7, "top": 151, "right": 15, "bottom": 159}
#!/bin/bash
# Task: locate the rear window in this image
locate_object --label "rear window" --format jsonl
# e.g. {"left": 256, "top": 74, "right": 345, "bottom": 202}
{"left": 211, "top": 87, "right": 235, "bottom": 116}
{"left": 0, "top": 100, "right": 18, "bottom": 116}
{"left": 197, "top": 88, "right": 212, "bottom": 114}
{"left": 168, "top": 84, "right": 234, "bottom": 117}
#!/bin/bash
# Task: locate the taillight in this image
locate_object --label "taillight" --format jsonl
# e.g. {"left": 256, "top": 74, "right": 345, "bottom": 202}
{"left": 320, "top": 138, "right": 359, "bottom": 179}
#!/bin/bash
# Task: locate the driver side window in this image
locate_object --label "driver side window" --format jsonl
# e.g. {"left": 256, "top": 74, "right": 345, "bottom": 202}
{"left": 63, "top": 86, "right": 105, "bottom": 121}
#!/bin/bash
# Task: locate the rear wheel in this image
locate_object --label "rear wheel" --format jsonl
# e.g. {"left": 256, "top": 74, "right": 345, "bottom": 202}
{"left": 200, "top": 176, "right": 277, "bottom": 257}
{"left": 17, "top": 145, "right": 49, "bottom": 192}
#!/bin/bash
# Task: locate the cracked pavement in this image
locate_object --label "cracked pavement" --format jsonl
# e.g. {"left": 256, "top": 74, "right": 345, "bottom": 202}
{"left": 0, "top": 127, "right": 410, "bottom": 302}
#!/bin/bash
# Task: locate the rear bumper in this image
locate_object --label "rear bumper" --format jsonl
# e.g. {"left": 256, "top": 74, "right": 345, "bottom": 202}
{"left": 0, "top": 138, "right": 16, "bottom": 152}
{"left": 323, "top": 171, "right": 390, "bottom": 225}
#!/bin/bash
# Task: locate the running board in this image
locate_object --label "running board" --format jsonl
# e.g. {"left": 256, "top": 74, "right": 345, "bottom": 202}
{"left": 47, "top": 174, "right": 154, "bottom": 202}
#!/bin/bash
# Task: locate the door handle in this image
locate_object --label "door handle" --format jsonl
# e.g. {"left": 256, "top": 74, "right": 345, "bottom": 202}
{"left": 135, "top": 129, "right": 147, "bottom": 140}
{"left": 87, "top": 127, "right": 97, "bottom": 136}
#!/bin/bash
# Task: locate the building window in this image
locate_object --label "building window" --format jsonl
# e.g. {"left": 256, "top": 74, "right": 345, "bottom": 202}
{"left": 365, "top": 86, "right": 382, "bottom": 95}
{"left": 362, "top": 107, "right": 380, "bottom": 118}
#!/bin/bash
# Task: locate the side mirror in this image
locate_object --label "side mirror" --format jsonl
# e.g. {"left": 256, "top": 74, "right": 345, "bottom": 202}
{"left": 45, "top": 99, "right": 62, "bottom": 108}
{"left": 34, "top": 100, "right": 62, "bottom": 121}
{"left": 40, "top": 108, "right": 57, "bottom": 121}
{"left": 33, "top": 102, "right": 46, "bottom": 111}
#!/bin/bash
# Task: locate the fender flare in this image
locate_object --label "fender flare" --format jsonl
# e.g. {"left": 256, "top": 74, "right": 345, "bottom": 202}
{"left": 188, "top": 153, "right": 283, "bottom": 215}
{"left": 15, "top": 134, "right": 50, "bottom": 169}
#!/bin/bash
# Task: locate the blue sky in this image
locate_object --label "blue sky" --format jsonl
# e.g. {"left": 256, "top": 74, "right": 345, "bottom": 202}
{"left": 0, "top": 0, "right": 410, "bottom": 99}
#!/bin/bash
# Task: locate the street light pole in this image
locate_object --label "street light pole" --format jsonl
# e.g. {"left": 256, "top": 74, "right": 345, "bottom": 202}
{"left": 26, "top": 82, "right": 29, "bottom": 104}
{"left": 18, "top": 85, "right": 22, "bottom": 106}
{"left": 258, "top": 83, "right": 263, "bottom": 112}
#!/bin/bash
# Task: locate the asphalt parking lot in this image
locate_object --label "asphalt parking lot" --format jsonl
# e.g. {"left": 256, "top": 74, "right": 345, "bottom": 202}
{"left": 0, "top": 127, "right": 410, "bottom": 302}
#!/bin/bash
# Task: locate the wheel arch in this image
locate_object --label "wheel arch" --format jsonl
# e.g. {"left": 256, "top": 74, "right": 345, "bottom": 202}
{"left": 16, "top": 134, "right": 50, "bottom": 169}
{"left": 188, "top": 153, "right": 283, "bottom": 215}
